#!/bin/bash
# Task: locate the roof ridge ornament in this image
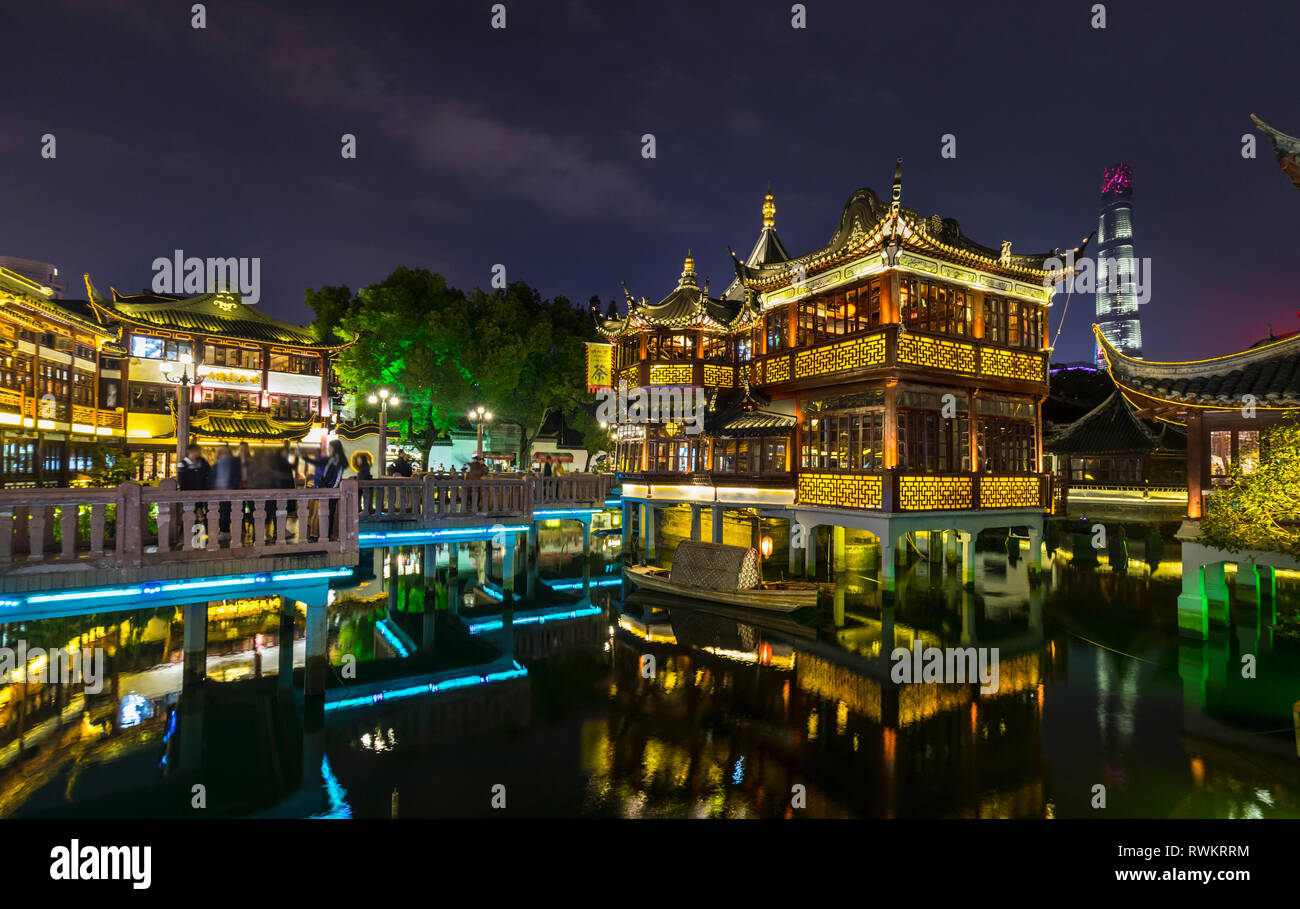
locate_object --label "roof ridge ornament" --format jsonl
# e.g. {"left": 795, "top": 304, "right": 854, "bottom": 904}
{"left": 887, "top": 156, "right": 903, "bottom": 246}
{"left": 762, "top": 183, "right": 776, "bottom": 229}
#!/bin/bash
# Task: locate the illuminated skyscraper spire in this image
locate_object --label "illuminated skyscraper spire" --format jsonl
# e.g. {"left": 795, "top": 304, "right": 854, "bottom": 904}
{"left": 1095, "top": 163, "right": 1143, "bottom": 364}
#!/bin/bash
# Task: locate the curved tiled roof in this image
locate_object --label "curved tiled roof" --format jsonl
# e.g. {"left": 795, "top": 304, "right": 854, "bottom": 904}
{"left": 714, "top": 409, "right": 797, "bottom": 437}
{"left": 187, "top": 409, "right": 316, "bottom": 441}
{"left": 732, "top": 162, "right": 1091, "bottom": 293}
{"left": 1097, "top": 324, "right": 1300, "bottom": 408}
{"left": 600, "top": 253, "right": 754, "bottom": 337}
{"left": 96, "top": 287, "right": 347, "bottom": 350}
{"left": 1045, "top": 391, "right": 1185, "bottom": 455}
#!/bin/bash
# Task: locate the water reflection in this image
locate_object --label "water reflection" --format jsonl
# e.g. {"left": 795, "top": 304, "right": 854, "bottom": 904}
{"left": 3, "top": 520, "right": 1299, "bottom": 818}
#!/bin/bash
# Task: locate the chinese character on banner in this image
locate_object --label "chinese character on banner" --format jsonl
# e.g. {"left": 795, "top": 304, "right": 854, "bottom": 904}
{"left": 585, "top": 342, "right": 613, "bottom": 392}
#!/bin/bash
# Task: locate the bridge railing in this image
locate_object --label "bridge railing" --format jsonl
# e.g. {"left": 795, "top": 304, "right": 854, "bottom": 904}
{"left": 0, "top": 478, "right": 358, "bottom": 575}
{"left": 358, "top": 472, "right": 614, "bottom": 524}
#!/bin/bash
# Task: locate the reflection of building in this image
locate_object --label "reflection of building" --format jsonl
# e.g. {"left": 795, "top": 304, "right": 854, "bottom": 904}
{"left": 1094, "top": 164, "right": 1143, "bottom": 364}
{"left": 84, "top": 278, "right": 353, "bottom": 479}
{"left": 0, "top": 267, "right": 123, "bottom": 487}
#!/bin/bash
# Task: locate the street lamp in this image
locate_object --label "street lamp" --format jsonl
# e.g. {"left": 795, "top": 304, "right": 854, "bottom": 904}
{"left": 468, "top": 406, "right": 492, "bottom": 458}
{"left": 162, "top": 353, "right": 203, "bottom": 465}
{"left": 367, "top": 388, "right": 401, "bottom": 476}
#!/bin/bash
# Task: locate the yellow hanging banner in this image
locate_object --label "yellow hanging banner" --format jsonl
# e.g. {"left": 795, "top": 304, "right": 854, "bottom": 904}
{"left": 585, "top": 342, "right": 613, "bottom": 392}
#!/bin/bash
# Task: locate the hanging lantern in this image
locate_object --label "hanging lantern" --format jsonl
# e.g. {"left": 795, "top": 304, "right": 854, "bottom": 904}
{"left": 759, "top": 535, "right": 774, "bottom": 558}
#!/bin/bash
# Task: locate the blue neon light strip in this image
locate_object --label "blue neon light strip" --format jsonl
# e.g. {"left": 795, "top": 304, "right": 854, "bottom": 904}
{"left": 375, "top": 620, "right": 411, "bottom": 658}
{"left": 547, "top": 577, "right": 621, "bottom": 591}
{"left": 324, "top": 662, "right": 528, "bottom": 713}
{"left": 466, "top": 605, "right": 602, "bottom": 634}
{"left": 310, "top": 756, "right": 354, "bottom": 819}
{"left": 604, "top": 499, "right": 622, "bottom": 507}
{"left": 17, "top": 567, "right": 352, "bottom": 607}
{"left": 533, "top": 508, "right": 602, "bottom": 518}
{"left": 359, "top": 524, "right": 528, "bottom": 543}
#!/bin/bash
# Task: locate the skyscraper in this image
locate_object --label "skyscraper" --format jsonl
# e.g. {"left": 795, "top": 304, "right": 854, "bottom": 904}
{"left": 1094, "top": 164, "right": 1143, "bottom": 363}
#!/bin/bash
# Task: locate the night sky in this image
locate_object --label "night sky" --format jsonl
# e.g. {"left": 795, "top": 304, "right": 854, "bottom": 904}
{"left": 4, "top": 0, "right": 1297, "bottom": 364}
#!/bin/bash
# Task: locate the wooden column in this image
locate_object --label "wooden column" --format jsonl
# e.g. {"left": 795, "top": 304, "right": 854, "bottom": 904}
{"left": 883, "top": 380, "right": 898, "bottom": 469}
{"left": 1186, "top": 410, "right": 1204, "bottom": 519}
{"left": 970, "top": 290, "right": 986, "bottom": 340}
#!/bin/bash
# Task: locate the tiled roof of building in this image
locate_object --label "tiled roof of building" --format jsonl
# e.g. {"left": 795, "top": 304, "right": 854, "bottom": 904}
{"left": 731, "top": 159, "right": 1092, "bottom": 293}
{"left": 599, "top": 253, "right": 757, "bottom": 338}
{"left": 713, "top": 409, "right": 797, "bottom": 437}
{"left": 1097, "top": 324, "right": 1300, "bottom": 408}
{"left": 1252, "top": 114, "right": 1300, "bottom": 192}
{"left": 0, "top": 268, "right": 116, "bottom": 337}
{"left": 1045, "top": 391, "right": 1185, "bottom": 455}
{"left": 90, "top": 285, "right": 348, "bottom": 350}
{"left": 187, "top": 410, "right": 316, "bottom": 441}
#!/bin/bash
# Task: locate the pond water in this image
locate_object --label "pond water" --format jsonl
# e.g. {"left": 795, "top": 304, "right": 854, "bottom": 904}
{"left": 2, "top": 521, "right": 1298, "bottom": 818}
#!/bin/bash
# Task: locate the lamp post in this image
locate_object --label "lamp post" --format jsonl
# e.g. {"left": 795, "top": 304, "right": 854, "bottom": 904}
{"left": 162, "top": 353, "right": 203, "bottom": 465}
{"left": 367, "top": 388, "right": 401, "bottom": 476}
{"left": 468, "top": 406, "right": 492, "bottom": 458}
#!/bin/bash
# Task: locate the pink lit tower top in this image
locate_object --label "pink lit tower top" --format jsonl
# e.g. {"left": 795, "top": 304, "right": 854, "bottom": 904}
{"left": 1094, "top": 164, "right": 1143, "bottom": 365}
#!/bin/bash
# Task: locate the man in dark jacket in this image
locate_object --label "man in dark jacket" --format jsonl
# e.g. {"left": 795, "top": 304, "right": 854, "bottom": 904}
{"left": 392, "top": 450, "right": 414, "bottom": 477}
{"left": 178, "top": 444, "right": 210, "bottom": 491}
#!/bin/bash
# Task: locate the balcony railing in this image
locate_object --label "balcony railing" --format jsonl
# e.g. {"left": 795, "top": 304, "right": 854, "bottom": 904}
{"left": 0, "top": 478, "right": 358, "bottom": 578}
{"left": 357, "top": 473, "right": 616, "bottom": 524}
{"left": 754, "top": 325, "right": 1048, "bottom": 387}
{"left": 796, "top": 470, "right": 1051, "bottom": 512}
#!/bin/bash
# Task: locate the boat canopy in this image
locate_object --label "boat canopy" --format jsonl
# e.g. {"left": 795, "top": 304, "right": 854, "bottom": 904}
{"left": 670, "top": 541, "right": 761, "bottom": 591}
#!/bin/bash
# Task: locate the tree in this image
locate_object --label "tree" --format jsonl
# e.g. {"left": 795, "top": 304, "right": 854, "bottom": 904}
{"left": 311, "top": 271, "right": 604, "bottom": 468}
{"left": 308, "top": 268, "right": 476, "bottom": 469}
{"left": 465, "top": 282, "right": 600, "bottom": 463}
{"left": 1200, "top": 417, "right": 1300, "bottom": 559}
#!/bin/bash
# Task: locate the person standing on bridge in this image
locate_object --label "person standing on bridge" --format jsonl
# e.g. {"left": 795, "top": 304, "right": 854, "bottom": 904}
{"left": 320, "top": 439, "right": 348, "bottom": 541}
{"left": 392, "top": 450, "right": 414, "bottom": 477}
{"left": 212, "top": 445, "right": 242, "bottom": 539}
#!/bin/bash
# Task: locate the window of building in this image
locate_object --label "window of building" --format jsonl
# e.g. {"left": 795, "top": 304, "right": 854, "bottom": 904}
{"left": 733, "top": 334, "right": 753, "bottom": 363}
{"left": 801, "top": 410, "right": 886, "bottom": 471}
{"left": 798, "top": 279, "right": 883, "bottom": 346}
{"left": 1, "top": 355, "right": 32, "bottom": 394}
{"left": 765, "top": 309, "right": 788, "bottom": 352}
{"left": 1209, "top": 430, "right": 1232, "bottom": 477}
{"left": 701, "top": 333, "right": 728, "bottom": 361}
{"left": 615, "top": 338, "right": 639, "bottom": 369}
{"left": 900, "top": 279, "right": 970, "bottom": 336}
{"left": 984, "top": 296, "right": 1044, "bottom": 349}
{"left": 1237, "top": 430, "right": 1260, "bottom": 475}
{"left": 129, "top": 383, "right": 177, "bottom": 414}
{"left": 201, "top": 388, "right": 259, "bottom": 411}
{"left": 712, "top": 436, "right": 789, "bottom": 474}
{"left": 203, "top": 344, "right": 262, "bottom": 370}
{"left": 644, "top": 332, "right": 694, "bottom": 360}
{"left": 268, "top": 352, "right": 322, "bottom": 375}
{"left": 270, "top": 394, "right": 316, "bottom": 420}
{"left": 131, "top": 335, "right": 192, "bottom": 361}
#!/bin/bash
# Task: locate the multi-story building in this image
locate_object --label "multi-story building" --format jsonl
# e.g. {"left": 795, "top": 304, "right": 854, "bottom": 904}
{"left": 0, "top": 265, "right": 351, "bottom": 485}
{"left": 83, "top": 278, "right": 351, "bottom": 479}
{"left": 1094, "top": 164, "right": 1143, "bottom": 364}
{"left": 604, "top": 166, "right": 1084, "bottom": 593}
{"left": 0, "top": 266, "right": 124, "bottom": 487}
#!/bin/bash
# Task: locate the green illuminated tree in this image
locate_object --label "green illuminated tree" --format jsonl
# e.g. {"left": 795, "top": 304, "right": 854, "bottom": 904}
{"left": 310, "top": 270, "right": 603, "bottom": 468}
{"left": 465, "top": 281, "right": 600, "bottom": 462}
{"left": 307, "top": 268, "right": 475, "bottom": 469}
{"left": 1200, "top": 417, "right": 1300, "bottom": 559}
